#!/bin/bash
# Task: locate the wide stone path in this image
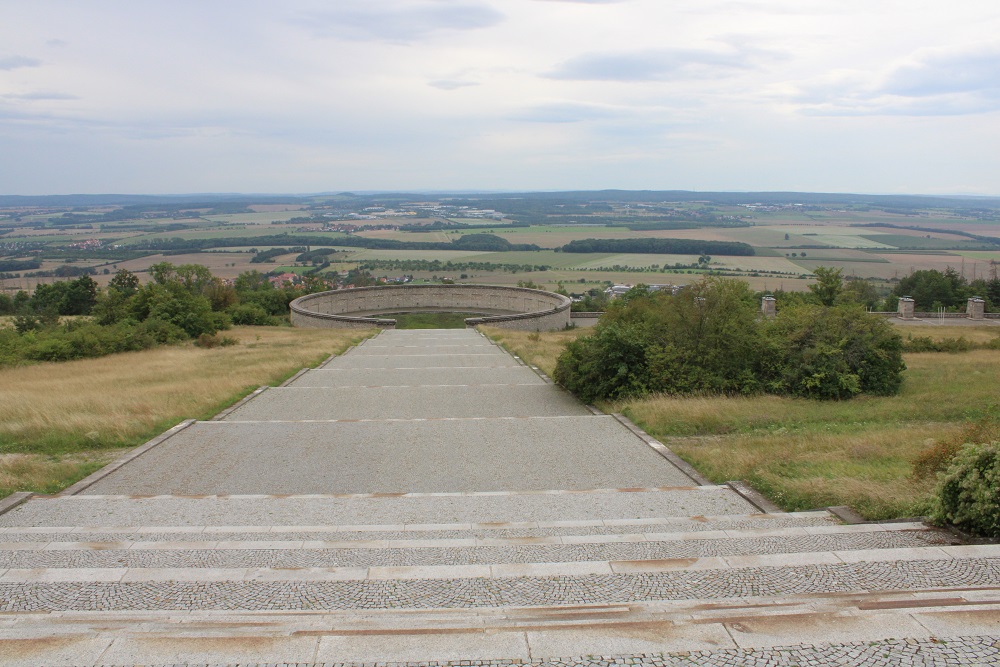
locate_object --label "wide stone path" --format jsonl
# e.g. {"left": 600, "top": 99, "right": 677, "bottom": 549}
{"left": 0, "top": 328, "right": 997, "bottom": 666}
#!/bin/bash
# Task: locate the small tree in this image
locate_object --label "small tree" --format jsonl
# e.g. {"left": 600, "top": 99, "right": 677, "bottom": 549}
{"left": 808, "top": 266, "right": 844, "bottom": 306}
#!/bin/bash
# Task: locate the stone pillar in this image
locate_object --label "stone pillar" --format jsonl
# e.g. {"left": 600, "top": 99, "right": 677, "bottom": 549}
{"left": 967, "top": 297, "right": 986, "bottom": 320}
{"left": 897, "top": 297, "right": 915, "bottom": 319}
{"left": 761, "top": 296, "right": 776, "bottom": 318}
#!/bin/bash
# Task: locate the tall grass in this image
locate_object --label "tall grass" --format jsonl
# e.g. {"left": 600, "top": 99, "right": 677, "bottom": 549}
{"left": 0, "top": 325, "right": 375, "bottom": 497}
{"left": 478, "top": 326, "right": 586, "bottom": 377}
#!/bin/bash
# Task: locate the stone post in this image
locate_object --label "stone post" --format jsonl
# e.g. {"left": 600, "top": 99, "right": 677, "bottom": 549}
{"left": 761, "top": 296, "right": 776, "bottom": 318}
{"left": 967, "top": 297, "right": 985, "bottom": 320}
{"left": 897, "top": 297, "right": 915, "bottom": 319}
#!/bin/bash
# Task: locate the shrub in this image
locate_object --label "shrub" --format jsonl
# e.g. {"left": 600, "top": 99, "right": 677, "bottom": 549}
{"left": 553, "top": 278, "right": 905, "bottom": 402}
{"left": 903, "top": 336, "right": 974, "bottom": 353}
{"left": 914, "top": 418, "right": 1000, "bottom": 479}
{"left": 765, "top": 304, "right": 905, "bottom": 399}
{"left": 931, "top": 441, "right": 1000, "bottom": 537}
{"left": 194, "top": 333, "right": 239, "bottom": 349}
{"left": 228, "top": 303, "right": 280, "bottom": 326}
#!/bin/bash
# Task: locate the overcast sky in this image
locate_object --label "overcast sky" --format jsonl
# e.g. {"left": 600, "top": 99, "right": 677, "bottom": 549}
{"left": 2, "top": 0, "right": 999, "bottom": 195}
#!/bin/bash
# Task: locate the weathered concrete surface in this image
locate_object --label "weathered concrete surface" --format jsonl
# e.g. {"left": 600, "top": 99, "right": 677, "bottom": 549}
{"left": 323, "top": 353, "right": 522, "bottom": 369}
{"left": 78, "top": 416, "right": 697, "bottom": 495}
{"left": 288, "top": 367, "right": 546, "bottom": 387}
{"left": 221, "top": 385, "right": 592, "bottom": 420}
{"left": 1, "top": 488, "right": 756, "bottom": 526}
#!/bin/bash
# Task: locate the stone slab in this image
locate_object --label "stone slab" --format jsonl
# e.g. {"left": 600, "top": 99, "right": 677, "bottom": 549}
{"left": 0, "top": 488, "right": 758, "bottom": 528}
{"left": 221, "top": 385, "right": 592, "bottom": 420}
{"left": 79, "top": 416, "right": 695, "bottom": 495}
{"left": 289, "top": 366, "right": 546, "bottom": 387}
{"left": 324, "top": 353, "right": 522, "bottom": 369}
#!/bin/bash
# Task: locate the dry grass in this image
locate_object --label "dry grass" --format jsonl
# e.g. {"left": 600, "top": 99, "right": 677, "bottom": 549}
{"left": 0, "top": 451, "right": 121, "bottom": 496}
{"left": 665, "top": 425, "right": 958, "bottom": 520}
{"left": 0, "top": 325, "right": 375, "bottom": 496}
{"left": 478, "top": 326, "right": 587, "bottom": 377}
{"left": 892, "top": 322, "right": 1000, "bottom": 345}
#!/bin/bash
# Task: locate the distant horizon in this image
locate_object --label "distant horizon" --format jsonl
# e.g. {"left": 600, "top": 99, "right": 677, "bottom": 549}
{"left": 4, "top": 188, "right": 1000, "bottom": 200}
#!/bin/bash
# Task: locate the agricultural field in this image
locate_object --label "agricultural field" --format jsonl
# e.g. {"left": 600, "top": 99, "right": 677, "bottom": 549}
{"left": 3, "top": 191, "right": 1000, "bottom": 299}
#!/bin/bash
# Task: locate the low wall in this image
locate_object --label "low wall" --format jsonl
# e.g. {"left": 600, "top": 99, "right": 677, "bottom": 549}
{"left": 570, "top": 312, "right": 602, "bottom": 328}
{"left": 290, "top": 285, "right": 572, "bottom": 331}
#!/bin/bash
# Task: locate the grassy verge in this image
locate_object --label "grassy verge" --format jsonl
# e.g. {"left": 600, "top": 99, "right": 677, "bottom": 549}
{"left": 487, "top": 326, "right": 1000, "bottom": 520}
{"left": 478, "top": 326, "right": 587, "bottom": 377}
{"left": 0, "top": 325, "right": 376, "bottom": 497}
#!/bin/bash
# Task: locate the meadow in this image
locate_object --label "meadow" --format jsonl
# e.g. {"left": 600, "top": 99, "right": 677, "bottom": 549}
{"left": 484, "top": 323, "right": 1000, "bottom": 521}
{"left": 0, "top": 326, "right": 375, "bottom": 497}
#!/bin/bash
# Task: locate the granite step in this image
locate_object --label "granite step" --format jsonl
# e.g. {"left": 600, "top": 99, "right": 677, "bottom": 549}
{"left": 0, "top": 510, "right": 844, "bottom": 543}
{"left": 1, "top": 487, "right": 761, "bottom": 527}
{"left": 75, "top": 417, "right": 696, "bottom": 495}
{"left": 220, "top": 385, "right": 592, "bottom": 420}
{"left": 0, "top": 524, "right": 955, "bottom": 570}
{"left": 2, "top": 588, "right": 997, "bottom": 666}
{"left": 1, "top": 545, "right": 997, "bottom": 606}
{"left": 287, "top": 366, "right": 547, "bottom": 387}
{"left": 321, "top": 353, "right": 523, "bottom": 369}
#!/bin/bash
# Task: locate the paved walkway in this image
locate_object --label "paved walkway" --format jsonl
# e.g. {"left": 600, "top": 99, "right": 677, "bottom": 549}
{"left": 0, "top": 328, "right": 997, "bottom": 666}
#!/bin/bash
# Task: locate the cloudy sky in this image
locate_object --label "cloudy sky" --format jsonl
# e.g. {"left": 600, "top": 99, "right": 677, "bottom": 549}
{"left": 2, "top": 0, "right": 999, "bottom": 195}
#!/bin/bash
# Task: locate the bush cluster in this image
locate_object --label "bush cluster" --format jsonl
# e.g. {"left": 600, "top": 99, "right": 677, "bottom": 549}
{"left": 931, "top": 441, "right": 1000, "bottom": 538}
{"left": 553, "top": 278, "right": 906, "bottom": 403}
{"left": 1, "top": 263, "right": 330, "bottom": 366}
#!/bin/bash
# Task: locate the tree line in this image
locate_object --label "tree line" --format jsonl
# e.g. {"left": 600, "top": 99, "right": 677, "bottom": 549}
{"left": 559, "top": 238, "right": 755, "bottom": 256}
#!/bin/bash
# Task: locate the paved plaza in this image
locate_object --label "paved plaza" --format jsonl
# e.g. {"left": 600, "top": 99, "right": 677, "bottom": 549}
{"left": 0, "top": 328, "right": 997, "bottom": 666}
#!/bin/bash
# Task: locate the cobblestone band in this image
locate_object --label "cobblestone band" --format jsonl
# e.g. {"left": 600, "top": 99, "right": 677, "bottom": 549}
{"left": 2, "top": 558, "right": 997, "bottom": 611}
{"left": 50, "top": 635, "right": 1000, "bottom": 667}
{"left": 0, "top": 531, "right": 950, "bottom": 569}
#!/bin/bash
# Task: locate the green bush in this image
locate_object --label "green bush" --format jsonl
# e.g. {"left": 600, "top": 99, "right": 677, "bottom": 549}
{"left": 553, "top": 278, "right": 906, "bottom": 402}
{"left": 931, "top": 441, "right": 1000, "bottom": 537}
{"left": 228, "top": 303, "right": 280, "bottom": 326}
{"left": 903, "top": 336, "right": 974, "bottom": 353}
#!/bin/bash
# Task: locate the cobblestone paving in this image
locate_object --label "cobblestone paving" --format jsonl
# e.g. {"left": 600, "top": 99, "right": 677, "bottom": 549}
{"left": 3, "top": 558, "right": 998, "bottom": 611}
{"left": 0, "top": 531, "right": 951, "bottom": 569}
{"left": 0, "top": 515, "right": 840, "bottom": 542}
{"left": 76, "top": 636, "right": 1000, "bottom": 666}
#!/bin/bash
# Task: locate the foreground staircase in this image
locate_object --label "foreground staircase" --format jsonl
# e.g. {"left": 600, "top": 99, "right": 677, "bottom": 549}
{"left": 0, "top": 329, "right": 997, "bottom": 666}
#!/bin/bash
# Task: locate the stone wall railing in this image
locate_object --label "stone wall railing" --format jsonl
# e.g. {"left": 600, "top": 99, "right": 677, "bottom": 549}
{"left": 290, "top": 284, "right": 572, "bottom": 331}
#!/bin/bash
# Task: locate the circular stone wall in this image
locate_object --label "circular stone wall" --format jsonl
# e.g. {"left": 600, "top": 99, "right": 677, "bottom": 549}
{"left": 290, "top": 284, "right": 572, "bottom": 331}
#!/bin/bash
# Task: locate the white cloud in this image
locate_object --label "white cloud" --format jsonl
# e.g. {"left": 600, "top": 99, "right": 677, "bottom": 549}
{"left": 546, "top": 48, "right": 753, "bottom": 81}
{"left": 0, "top": 55, "right": 42, "bottom": 70}
{"left": 297, "top": 2, "right": 504, "bottom": 42}
{"left": 790, "top": 44, "right": 1000, "bottom": 116}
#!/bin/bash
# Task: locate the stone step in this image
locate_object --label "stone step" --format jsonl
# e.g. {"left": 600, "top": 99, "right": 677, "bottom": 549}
{"left": 0, "top": 510, "right": 842, "bottom": 542}
{"left": 349, "top": 343, "right": 508, "bottom": 356}
{"left": 1, "top": 546, "right": 997, "bottom": 608}
{"left": 221, "top": 385, "right": 592, "bottom": 420}
{"left": 288, "top": 366, "right": 547, "bottom": 387}
{"left": 323, "top": 353, "right": 523, "bottom": 369}
{"left": 2, "top": 604, "right": 998, "bottom": 667}
{"left": 76, "top": 416, "right": 695, "bottom": 495}
{"left": 3, "top": 586, "right": 997, "bottom": 667}
{"left": 1, "top": 487, "right": 761, "bottom": 527}
{"left": 0, "top": 524, "right": 953, "bottom": 570}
